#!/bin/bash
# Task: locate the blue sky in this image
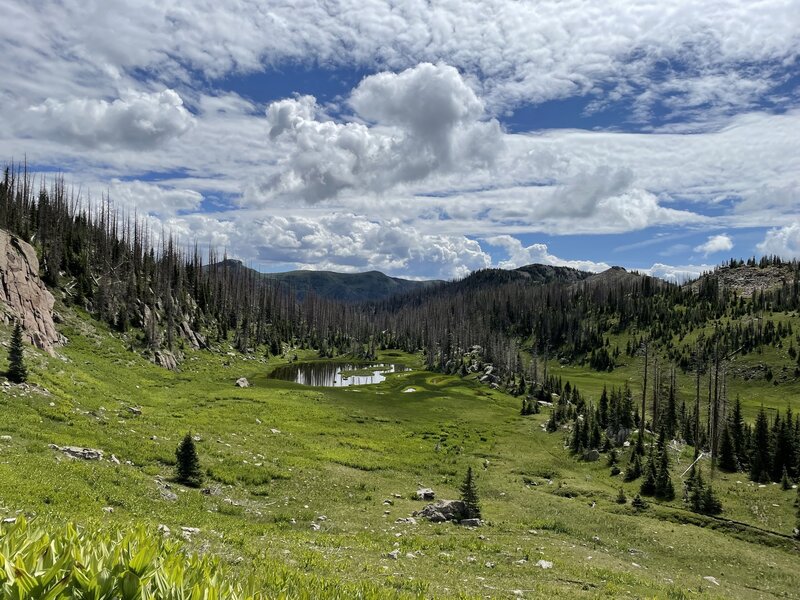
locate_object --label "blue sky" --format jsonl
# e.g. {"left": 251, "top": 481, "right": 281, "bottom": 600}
{"left": 1, "top": 1, "right": 799, "bottom": 281}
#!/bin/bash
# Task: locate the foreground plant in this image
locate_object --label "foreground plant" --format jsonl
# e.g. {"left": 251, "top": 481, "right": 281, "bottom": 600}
{"left": 0, "top": 516, "right": 253, "bottom": 599}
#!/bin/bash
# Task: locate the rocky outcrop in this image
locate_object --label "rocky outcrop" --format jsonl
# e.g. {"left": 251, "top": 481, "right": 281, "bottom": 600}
{"left": 49, "top": 444, "right": 104, "bottom": 460}
{"left": 414, "top": 499, "right": 466, "bottom": 523}
{"left": 153, "top": 350, "right": 179, "bottom": 370}
{"left": 0, "top": 230, "right": 61, "bottom": 353}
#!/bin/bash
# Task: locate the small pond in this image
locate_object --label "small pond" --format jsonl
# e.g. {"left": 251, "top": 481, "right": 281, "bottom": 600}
{"left": 268, "top": 362, "right": 409, "bottom": 387}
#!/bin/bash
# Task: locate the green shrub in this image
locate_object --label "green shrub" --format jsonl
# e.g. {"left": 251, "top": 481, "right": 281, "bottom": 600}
{"left": 0, "top": 516, "right": 253, "bottom": 599}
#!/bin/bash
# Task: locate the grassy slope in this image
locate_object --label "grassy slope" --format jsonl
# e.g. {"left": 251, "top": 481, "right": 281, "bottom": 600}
{"left": 0, "top": 309, "right": 798, "bottom": 598}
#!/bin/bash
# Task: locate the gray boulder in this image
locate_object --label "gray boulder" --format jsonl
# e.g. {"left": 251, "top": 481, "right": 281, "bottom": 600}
{"left": 415, "top": 499, "right": 467, "bottom": 523}
{"left": 235, "top": 377, "right": 250, "bottom": 388}
{"left": 49, "top": 444, "right": 103, "bottom": 460}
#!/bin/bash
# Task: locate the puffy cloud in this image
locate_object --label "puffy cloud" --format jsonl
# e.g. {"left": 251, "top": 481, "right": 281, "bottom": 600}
{"left": 485, "top": 235, "right": 610, "bottom": 273}
{"left": 757, "top": 223, "right": 800, "bottom": 259}
{"left": 163, "top": 211, "right": 492, "bottom": 280}
{"left": 25, "top": 90, "right": 194, "bottom": 150}
{"left": 106, "top": 180, "right": 203, "bottom": 216}
{"left": 262, "top": 64, "right": 503, "bottom": 202}
{"left": 642, "top": 263, "right": 714, "bottom": 283}
{"left": 694, "top": 234, "right": 734, "bottom": 257}
{"left": 5, "top": 0, "right": 798, "bottom": 114}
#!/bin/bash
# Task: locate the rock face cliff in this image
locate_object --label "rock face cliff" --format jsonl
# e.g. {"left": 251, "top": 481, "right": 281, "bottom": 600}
{"left": 0, "top": 230, "right": 61, "bottom": 353}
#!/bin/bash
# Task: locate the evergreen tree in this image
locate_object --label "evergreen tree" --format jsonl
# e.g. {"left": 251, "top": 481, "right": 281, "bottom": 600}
{"left": 718, "top": 424, "right": 737, "bottom": 472}
{"left": 616, "top": 487, "right": 627, "bottom": 504}
{"left": 688, "top": 468, "right": 706, "bottom": 513}
{"left": 781, "top": 466, "right": 791, "bottom": 491}
{"left": 687, "top": 467, "right": 722, "bottom": 515}
{"left": 599, "top": 386, "right": 609, "bottom": 429}
{"left": 460, "top": 466, "right": 481, "bottom": 520}
{"left": 655, "top": 443, "right": 675, "bottom": 500}
{"left": 7, "top": 321, "right": 27, "bottom": 384}
{"left": 640, "top": 446, "right": 657, "bottom": 496}
{"left": 175, "top": 433, "right": 203, "bottom": 487}
{"left": 570, "top": 417, "right": 583, "bottom": 454}
{"left": 631, "top": 494, "right": 648, "bottom": 510}
{"left": 729, "top": 396, "right": 745, "bottom": 467}
{"left": 750, "top": 407, "right": 772, "bottom": 483}
{"left": 702, "top": 485, "right": 723, "bottom": 515}
{"left": 625, "top": 452, "right": 643, "bottom": 482}
{"left": 589, "top": 415, "right": 602, "bottom": 450}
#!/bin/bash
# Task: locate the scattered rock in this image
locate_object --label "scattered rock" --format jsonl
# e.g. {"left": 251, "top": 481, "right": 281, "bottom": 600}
{"left": 460, "top": 518, "right": 481, "bottom": 527}
{"left": 110, "top": 454, "right": 120, "bottom": 465}
{"left": 235, "top": 377, "right": 250, "bottom": 388}
{"left": 484, "top": 561, "right": 496, "bottom": 568}
{"left": 180, "top": 526, "right": 200, "bottom": 539}
{"left": 102, "top": 506, "right": 114, "bottom": 513}
{"left": 49, "top": 444, "right": 104, "bottom": 461}
{"left": 415, "top": 487, "right": 435, "bottom": 500}
{"left": 157, "top": 524, "right": 171, "bottom": 537}
{"left": 0, "top": 435, "right": 11, "bottom": 442}
{"left": 703, "top": 576, "right": 720, "bottom": 586}
{"left": 402, "top": 388, "right": 416, "bottom": 393}
{"left": 270, "top": 428, "right": 281, "bottom": 434}
{"left": 127, "top": 406, "right": 142, "bottom": 416}
{"left": 160, "top": 489, "right": 178, "bottom": 502}
{"left": 415, "top": 499, "right": 466, "bottom": 523}
{"left": 536, "top": 560, "right": 553, "bottom": 569}
{"left": 310, "top": 522, "right": 321, "bottom": 531}
{"left": 387, "top": 549, "right": 400, "bottom": 560}
{"left": 395, "top": 517, "right": 417, "bottom": 525}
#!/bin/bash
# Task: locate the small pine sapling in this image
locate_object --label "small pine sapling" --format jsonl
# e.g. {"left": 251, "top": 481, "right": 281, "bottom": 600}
{"left": 7, "top": 321, "right": 27, "bottom": 384}
{"left": 460, "top": 466, "right": 481, "bottom": 520}
{"left": 175, "top": 433, "right": 203, "bottom": 487}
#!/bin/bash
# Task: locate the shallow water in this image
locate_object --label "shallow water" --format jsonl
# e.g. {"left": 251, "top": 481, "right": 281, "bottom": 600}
{"left": 268, "top": 362, "right": 408, "bottom": 387}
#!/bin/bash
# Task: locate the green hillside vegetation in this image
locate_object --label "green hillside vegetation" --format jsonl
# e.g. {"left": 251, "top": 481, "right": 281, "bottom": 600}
{"left": 0, "top": 305, "right": 799, "bottom": 598}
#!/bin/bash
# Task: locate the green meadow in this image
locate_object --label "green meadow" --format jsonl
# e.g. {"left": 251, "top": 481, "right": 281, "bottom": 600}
{"left": 1, "top": 308, "right": 798, "bottom": 599}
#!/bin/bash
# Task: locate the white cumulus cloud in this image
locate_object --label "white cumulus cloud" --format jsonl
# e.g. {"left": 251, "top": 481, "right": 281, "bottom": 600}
{"left": 694, "top": 234, "right": 734, "bottom": 257}
{"left": 757, "top": 223, "right": 800, "bottom": 259}
{"left": 25, "top": 89, "right": 194, "bottom": 150}
{"left": 262, "top": 63, "right": 503, "bottom": 202}
{"left": 485, "top": 235, "right": 611, "bottom": 273}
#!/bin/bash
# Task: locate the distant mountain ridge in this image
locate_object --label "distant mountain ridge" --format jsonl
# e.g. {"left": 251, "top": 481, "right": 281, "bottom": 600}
{"left": 213, "top": 259, "right": 442, "bottom": 302}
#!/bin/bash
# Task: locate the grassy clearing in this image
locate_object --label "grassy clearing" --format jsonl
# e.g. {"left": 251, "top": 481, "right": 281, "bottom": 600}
{"left": 0, "top": 309, "right": 798, "bottom": 598}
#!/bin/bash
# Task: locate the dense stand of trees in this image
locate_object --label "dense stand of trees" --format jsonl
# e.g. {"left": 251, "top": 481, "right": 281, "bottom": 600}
{"left": 0, "top": 164, "right": 381, "bottom": 360}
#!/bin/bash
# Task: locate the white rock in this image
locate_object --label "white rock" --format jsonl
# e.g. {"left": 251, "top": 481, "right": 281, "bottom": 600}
{"left": 536, "top": 559, "right": 553, "bottom": 569}
{"left": 703, "top": 576, "right": 720, "bottom": 586}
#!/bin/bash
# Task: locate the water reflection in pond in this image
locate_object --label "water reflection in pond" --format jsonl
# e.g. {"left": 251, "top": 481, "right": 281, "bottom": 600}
{"left": 268, "top": 362, "right": 409, "bottom": 387}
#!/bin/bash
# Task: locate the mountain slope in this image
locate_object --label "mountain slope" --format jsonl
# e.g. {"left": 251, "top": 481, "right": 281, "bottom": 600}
{"left": 263, "top": 269, "right": 441, "bottom": 302}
